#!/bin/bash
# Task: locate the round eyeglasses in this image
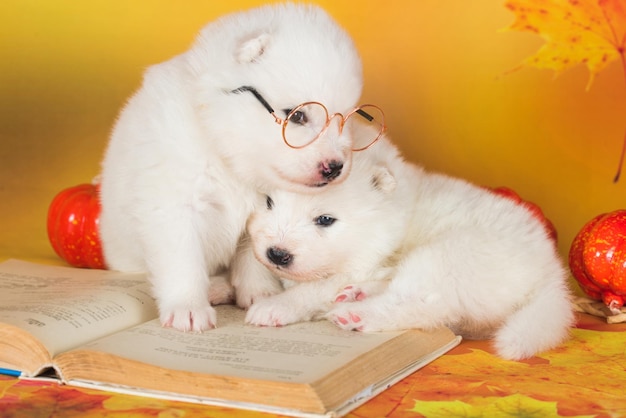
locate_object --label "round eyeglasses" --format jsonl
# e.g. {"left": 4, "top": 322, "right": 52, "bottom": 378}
{"left": 232, "top": 86, "right": 386, "bottom": 151}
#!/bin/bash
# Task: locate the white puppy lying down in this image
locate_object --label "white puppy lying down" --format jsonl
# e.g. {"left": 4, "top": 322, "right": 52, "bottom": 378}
{"left": 98, "top": 4, "right": 372, "bottom": 331}
{"left": 231, "top": 134, "right": 575, "bottom": 360}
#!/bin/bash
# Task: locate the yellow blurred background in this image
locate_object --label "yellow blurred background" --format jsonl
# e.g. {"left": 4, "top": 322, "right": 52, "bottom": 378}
{"left": 1, "top": 0, "right": 624, "bottom": 290}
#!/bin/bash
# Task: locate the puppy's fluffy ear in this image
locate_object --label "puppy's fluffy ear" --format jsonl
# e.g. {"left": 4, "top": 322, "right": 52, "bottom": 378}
{"left": 371, "top": 165, "right": 397, "bottom": 193}
{"left": 236, "top": 33, "right": 272, "bottom": 63}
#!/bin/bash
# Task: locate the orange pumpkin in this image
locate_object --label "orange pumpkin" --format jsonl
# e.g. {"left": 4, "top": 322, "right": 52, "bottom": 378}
{"left": 569, "top": 210, "right": 626, "bottom": 313}
{"left": 47, "top": 183, "right": 106, "bottom": 269}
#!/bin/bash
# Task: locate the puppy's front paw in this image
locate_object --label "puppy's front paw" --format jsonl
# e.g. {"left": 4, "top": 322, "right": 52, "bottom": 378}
{"left": 334, "top": 281, "right": 389, "bottom": 303}
{"left": 327, "top": 306, "right": 365, "bottom": 331}
{"left": 334, "top": 285, "right": 367, "bottom": 303}
{"left": 245, "top": 297, "right": 302, "bottom": 327}
{"left": 161, "top": 304, "right": 217, "bottom": 332}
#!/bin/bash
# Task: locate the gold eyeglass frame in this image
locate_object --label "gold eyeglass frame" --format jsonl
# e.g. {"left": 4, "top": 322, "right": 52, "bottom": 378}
{"left": 232, "top": 86, "right": 386, "bottom": 151}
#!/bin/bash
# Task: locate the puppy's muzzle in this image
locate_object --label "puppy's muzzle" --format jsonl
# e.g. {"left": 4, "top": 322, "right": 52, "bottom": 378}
{"left": 266, "top": 246, "right": 293, "bottom": 267}
{"left": 320, "top": 160, "right": 343, "bottom": 181}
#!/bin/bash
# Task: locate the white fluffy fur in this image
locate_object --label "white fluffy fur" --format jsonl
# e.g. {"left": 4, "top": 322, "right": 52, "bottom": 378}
{"left": 232, "top": 134, "right": 575, "bottom": 360}
{"left": 99, "top": 4, "right": 363, "bottom": 331}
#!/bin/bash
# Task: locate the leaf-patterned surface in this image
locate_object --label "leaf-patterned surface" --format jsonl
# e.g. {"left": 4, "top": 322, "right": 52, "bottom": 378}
{"left": 1, "top": 313, "right": 625, "bottom": 417}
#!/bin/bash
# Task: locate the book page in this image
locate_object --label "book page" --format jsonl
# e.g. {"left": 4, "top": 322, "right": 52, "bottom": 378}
{"left": 78, "top": 305, "right": 402, "bottom": 384}
{"left": 0, "top": 260, "right": 157, "bottom": 356}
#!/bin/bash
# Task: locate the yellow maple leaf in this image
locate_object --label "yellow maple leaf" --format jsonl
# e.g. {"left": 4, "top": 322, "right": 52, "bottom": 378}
{"left": 409, "top": 399, "right": 482, "bottom": 418}
{"left": 409, "top": 394, "right": 592, "bottom": 418}
{"left": 505, "top": 0, "right": 626, "bottom": 89}
{"left": 505, "top": 0, "right": 626, "bottom": 181}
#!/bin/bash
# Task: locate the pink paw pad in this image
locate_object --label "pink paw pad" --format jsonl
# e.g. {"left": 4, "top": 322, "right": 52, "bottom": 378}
{"left": 333, "top": 312, "right": 363, "bottom": 331}
{"left": 334, "top": 285, "right": 367, "bottom": 303}
{"left": 354, "top": 291, "right": 366, "bottom": 301}
{"left": 335, "top": 294, "right": 348, "bottom": 302}
{"left": 349, "top": 312, "right": 361, "bottom": 323}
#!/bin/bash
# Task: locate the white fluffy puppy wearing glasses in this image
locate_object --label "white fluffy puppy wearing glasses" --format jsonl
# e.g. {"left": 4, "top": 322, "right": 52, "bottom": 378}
{"left": 99, "top": 4, "right": 386, "bottom": 331}
{"left": 232, "top": 133, "right": 574, "bottom": 360}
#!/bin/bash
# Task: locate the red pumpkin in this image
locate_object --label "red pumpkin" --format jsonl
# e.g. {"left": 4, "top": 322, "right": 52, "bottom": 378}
{"left": 488, "top": 186, "right": 558, "bottom": 244}
{"left": 569, "top": 210, "right": 626, "bottom": 313}
{"left": 47, "top": 183, "right": 106, "bottom": 269}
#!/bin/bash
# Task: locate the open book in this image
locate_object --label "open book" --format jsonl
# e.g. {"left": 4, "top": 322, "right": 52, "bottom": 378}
{"left": 0, "top": 259, "right": 461, "bottom": 417}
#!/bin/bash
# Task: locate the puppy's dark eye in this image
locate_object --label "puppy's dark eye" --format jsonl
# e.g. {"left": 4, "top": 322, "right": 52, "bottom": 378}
{"left": 315, "top": 215, "right": 336, "bottom": 227}
{"left": 284, "top": 109, "right": 307, "bottom": 125}
{"left": 266, "top": 195, "right": 274, "bottom": 210}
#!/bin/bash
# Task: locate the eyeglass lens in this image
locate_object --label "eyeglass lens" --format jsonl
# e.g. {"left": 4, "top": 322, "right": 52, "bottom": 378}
{"left": 283, "top": 103, "right": 329, "bottom": 148}
{"left": 345, "top": 105, "right": 385, "bottom": 151}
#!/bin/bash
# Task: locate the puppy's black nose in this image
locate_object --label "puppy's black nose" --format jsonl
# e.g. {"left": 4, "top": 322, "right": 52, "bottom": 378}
{"left": 266, "top": 247, "right": 293, "bottom": 267}
{"left": 321, "top": 161, "right": 343, "bottom": 181}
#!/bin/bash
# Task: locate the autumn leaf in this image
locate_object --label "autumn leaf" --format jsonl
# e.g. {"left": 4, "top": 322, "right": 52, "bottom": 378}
{"left": 504, "top": 0, "right": 626, "bottom": 181}
{"left": 409, "top": 394, "right": 583, "bottom": 418}
{"left": 504, "top": 0, "right": 626, "bottom": 89}
{"left": 409, "top": 399, "right": 482, "bottom": 418}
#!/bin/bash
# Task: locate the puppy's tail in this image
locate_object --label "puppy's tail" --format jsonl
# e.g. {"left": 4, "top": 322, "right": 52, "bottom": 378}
{"left": 494, "top": 279, "right": 575, "bottom": 360}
